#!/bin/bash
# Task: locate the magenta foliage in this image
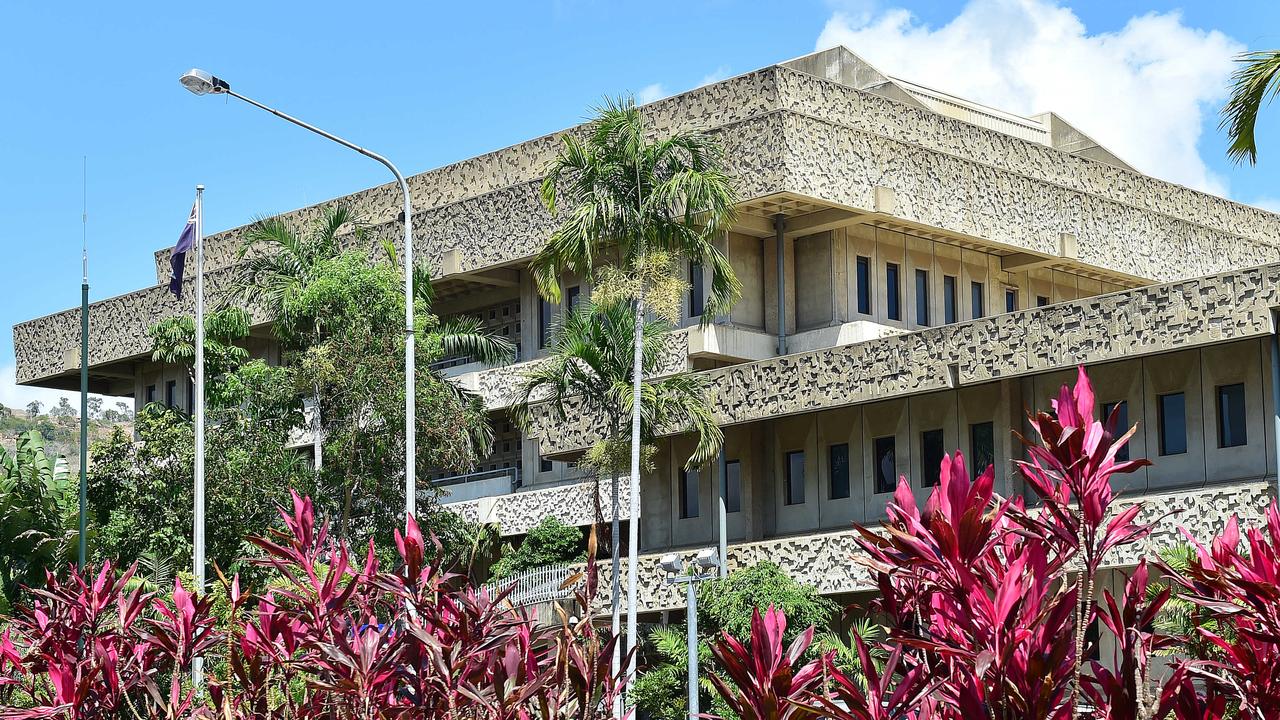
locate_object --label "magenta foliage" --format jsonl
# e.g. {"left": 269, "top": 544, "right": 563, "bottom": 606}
{"left": 0, "top": 562, "right": 219, "bottom": 719}
{"left": 210, "top": 490, "right": 629, "bottom": 720}
{"left": 1160, "top": 502, "right": 1280, "bottom": 718}
{"left": 707, "top": 606, "right": 827, "bottom": 720}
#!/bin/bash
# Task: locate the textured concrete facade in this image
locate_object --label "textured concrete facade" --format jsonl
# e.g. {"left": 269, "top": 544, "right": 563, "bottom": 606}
{"left": 532, "top": 261, "right": 1280, "bottom": 456}
{"left": 16, "top": 57, "right": 1280, "bottom": 387}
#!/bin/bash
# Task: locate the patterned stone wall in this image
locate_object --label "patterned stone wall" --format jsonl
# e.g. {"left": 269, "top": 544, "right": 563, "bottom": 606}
{"left": 534, "top": 262, "right": 1280, "bottom": 456}
{"left": 448, "top": 478, "right": 631, "bottom": 536}
{"left": 17, "top": 61, "right": 1280, "bottom": 385}
{"left": 583, "top": 479, "right": 1274, "bottom": 613}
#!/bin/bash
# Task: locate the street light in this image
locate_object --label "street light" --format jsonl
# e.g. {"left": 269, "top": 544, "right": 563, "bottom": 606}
{"left": 179, "top": 68, "right": 420, "bottom": 522}
{"left": 661, "top": 548, "right": 721, "bottom": 720}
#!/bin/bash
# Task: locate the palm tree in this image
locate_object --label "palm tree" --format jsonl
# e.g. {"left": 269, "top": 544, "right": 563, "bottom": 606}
{"left": 1222, "top": 49, "right": 1280, "bottom": 165}
{"left": 510, "top": 299, "right": 722, "bottom": 664}
{"left": 533, "top": 96, "right": 738, "bottom": 700}
{"left": 0, "top": 432, "right": 79, "bottom": 611}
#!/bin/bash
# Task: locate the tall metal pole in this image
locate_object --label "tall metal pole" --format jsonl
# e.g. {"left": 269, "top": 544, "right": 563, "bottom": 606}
{"left": 218, "top": 89, "right": 417, "bottom": 519}
{"left": 192, "top": 185, "right": 206, "bottom": 689}
{"left": 686, "top": 581, "right": 699, "bottom": 720}
{"left": 716, "top": 449, "right": 727, "bottom": 579}
{"left": 77, "top": 157, "right": 88, "bottom": 570}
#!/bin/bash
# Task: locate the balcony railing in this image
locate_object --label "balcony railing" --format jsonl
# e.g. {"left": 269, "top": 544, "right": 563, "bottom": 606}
{"left": 483, "top": 564, "right": 580, "bottom": 608}
{"left": 430, "top": 466, "right": 520, "bottom": 504}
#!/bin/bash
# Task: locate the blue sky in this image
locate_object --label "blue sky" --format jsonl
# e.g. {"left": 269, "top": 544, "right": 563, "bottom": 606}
{"left": 2, "top": 0, "right": 1279, "bottom": 407}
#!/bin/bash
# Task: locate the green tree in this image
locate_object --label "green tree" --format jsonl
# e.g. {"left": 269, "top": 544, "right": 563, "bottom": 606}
{"left": 148, "top": 306, "right": 252, "bottom": 408}
{"left": 25, "top": 401, "right": 41, "bottom": 419}
{"left": 50, "top": 396, "right": 74, "bottom": 420}
{"left": 87, "top": 396, "right": 102, "bottom": 419}
{"left": 1222, "top": 49, "right": 1280, "bottom": 164}
{"left": 510, "top": 298, "right": 722, "bottom": 642}
{"left": 533, "top": 96, "right": 740, "bottom": 677}
{"left": 0, "top": 431, "right": 80, "bottom": 611}
{"left": 489, "top": 516, "right": 584, "bottom": 581}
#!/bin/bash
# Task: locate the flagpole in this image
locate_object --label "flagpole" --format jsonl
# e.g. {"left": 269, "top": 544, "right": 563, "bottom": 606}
{"left": 192, "top": 184, "right": 206, "bottom": 689}
{"left": 77, "top": 157, "right": 88, "bottom": 571}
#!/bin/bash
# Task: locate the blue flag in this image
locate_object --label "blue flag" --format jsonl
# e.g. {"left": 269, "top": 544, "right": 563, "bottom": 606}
{"left": 169, "top": 202, "right": 197, "bottom": 298}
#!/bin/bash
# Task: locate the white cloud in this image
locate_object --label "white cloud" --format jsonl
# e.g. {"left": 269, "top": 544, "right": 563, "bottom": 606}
{"left": 637, "top": 83, "right": 666, "bottom": 104}
{"left": 699, "top": 65, "right": 732, "bottom": 87}
{"left": 816, "top": 0, "right": 1243, "bottom": 195}
{"left": 1246, "top": 196, "right": 1280, "bottom": 213}
{"left": 0, "top": 363, "right": 122, "bottom": 416}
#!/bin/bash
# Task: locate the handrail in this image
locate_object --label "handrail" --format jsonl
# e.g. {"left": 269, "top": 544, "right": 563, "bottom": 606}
{"left": 484, "top": 564, "right": 580, "bottom": 608}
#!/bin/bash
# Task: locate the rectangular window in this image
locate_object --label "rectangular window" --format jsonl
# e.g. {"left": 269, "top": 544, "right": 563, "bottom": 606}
{"left": 856, "top": 256, "right": 871, "bottom": 315}
{"left": 725, "top": 460, "right": 741, "bottom": 513}
{"left": 539, "top": 457, "right": 554, "bottom": 473}
{"left": 566, "top": 285, "right": 581, "bottom": 312}
{"left": 680, "top": 468, "right": 699, "bottom": 519}
{"left": 165, "top": 380, "right": 177, "bottom": 408}
{"left": 538, "top": 298, "right": 553, "bottom": 349}
{"left": 1103, "top": 400, "right": 1130, "bottom": 461}
{"left": 829, "top": 443, "right": 850, "bottom": 499}
{"left": 689, "top": 262, "right": 705, "bottom": 317}
{"left": 921, "top": 429, "right": 945, "bottom": 487}
{"left": 1217, "top": 383, "right": 1247, "bottom": 448}
{"left": 187, "top": 380, "right": 194, "bottom": 413}
{"left": 970, "top": 421, "right": 994, "bottom": 475}
{"left": 145, "top": 384, "right": 156, "bottom": 405}
{"left": 914, "top": 269, "right": 930, "bottom": 326}
{"left": 874, "top": 436, "right": 897, "bottom": 494}
{"left": 785, "top": 450, "right": 805, "bottom": 506}
{"left": 886, "top": 263, "right": 901, "bottom": 321}
{"left": 971, "top": 281, "right": 985, "bottom": 319}
{"left": 1037, "top": 295, "right": 1050, "bottom": 307}
{"left": 1158, "top": 392, "right": 1187, "bottom": 456}
{"left": 1005, "top": 289, "right": 1017, "bottom": 313}
{"left": 943, "top": 275, "right": 957, "bottom": 324}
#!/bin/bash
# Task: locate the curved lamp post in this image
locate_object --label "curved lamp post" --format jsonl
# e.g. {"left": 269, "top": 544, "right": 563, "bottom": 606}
{"left": 179, "top": 68, "right": 419, "bottom": 522}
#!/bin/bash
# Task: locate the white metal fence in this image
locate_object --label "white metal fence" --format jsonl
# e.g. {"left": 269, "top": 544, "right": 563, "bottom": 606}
{"left": 484, "top": 564, "right": 580, "bottom": 608}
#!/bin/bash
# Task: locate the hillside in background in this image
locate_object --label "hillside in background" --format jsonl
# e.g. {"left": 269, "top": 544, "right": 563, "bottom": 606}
{"left": 0, "top": 397, "right": 133, "bottom": 475}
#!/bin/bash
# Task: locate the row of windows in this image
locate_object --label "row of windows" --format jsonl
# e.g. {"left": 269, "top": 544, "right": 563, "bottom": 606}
{"left": 1143, "top": 382, "right": 1247, "bottom": 456}
{"left": 676, "top": 421, "right": 999, "bottom": 518}
{"left": 144, "top": 379, "right": 191, "bottom": 411}
{"left": 858, "top": 255, "right": 1049, "bottom": 326}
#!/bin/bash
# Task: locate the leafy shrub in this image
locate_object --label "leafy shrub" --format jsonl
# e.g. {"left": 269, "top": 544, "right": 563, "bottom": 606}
{"left": 490, "top": 516, "right": 584, "bottom": 580}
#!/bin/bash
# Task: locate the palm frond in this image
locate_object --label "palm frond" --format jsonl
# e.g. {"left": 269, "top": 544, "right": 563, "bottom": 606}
{"left": 1221, "top": 49, "right": 1280, "bottom": 165}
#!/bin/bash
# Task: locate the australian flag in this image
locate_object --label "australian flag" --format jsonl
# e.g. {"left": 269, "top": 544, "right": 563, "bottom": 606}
{"left": 169, "top": 202, "right": 197, "bottom": 298}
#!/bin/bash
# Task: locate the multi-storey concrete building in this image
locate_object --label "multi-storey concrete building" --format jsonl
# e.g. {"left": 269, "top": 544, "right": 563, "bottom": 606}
{"left": 13, "top": 48, "right": 1280, "bottom": 631}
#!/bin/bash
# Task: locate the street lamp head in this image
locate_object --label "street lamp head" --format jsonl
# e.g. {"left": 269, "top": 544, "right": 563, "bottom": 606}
{"left": 179, "top": 68, "right": 230, "bottom": 96}
{"left": 694, "top": 548, "right": 720, "bottom": 571}
{"left": 659, "top": 553, "right": 684, "bottom": 576}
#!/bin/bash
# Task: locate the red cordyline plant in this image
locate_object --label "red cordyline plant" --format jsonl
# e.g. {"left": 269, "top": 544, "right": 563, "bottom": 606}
{"left": 706, "top": 366, "right": 1190, "bottom": 720}
{"left": 209, "top": 491, "right": 629, "bottom": 720}
{"left": 1158, "top": 503, "right": 1280, "bottom": 718}
{"left": 0, "top": 562, "right": 219, "bottom": 719}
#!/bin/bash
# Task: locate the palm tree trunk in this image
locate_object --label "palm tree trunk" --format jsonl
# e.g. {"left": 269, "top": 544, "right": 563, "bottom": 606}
{"left": 609, "top": 422, "right": 623, "bottom": 718}
{"left": 624, "top": 292, "right": 645, "bottom": 702}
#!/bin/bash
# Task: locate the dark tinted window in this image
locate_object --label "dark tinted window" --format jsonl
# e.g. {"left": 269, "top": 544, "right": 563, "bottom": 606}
{"left": 943, "top": 275, "right": 957, "bottom": 324}
{"left": 165, "top": 380, "right": 176, "bottom": 408}
{"left": 146, "top": 384, "right": 156, "bottom": 405}
{"left": 689, "top": 262, "right": 704, "bottom": 317}
{"left": 1103, "top": 400, "right": 1129, "bottom": 461}
{"left": 829, "top": 443, "right": 850, "bottom": 499}
{"left": 969, "top": 421, "right": 994, "bottom": 475}
{"left": 1037, "top": 295, "right": 1050, "bottom": 307}
{"left": 1005, "top": 289, "right": 1017, "bottom": 313}
{"left": 725, "top": 460, "right": 741, "bottom": 513}
{"left": 785, "top": 451, "right": 805, "bottom": 505}
{"left": 874, "top": 436, "right": 897, "bottom": 494}
{"left": 856, "top": 256, "right": 871, "bottom": 315}
{"left": 539, "top": 457, "right": 553, "bottom": 473}
{"left": 915, "top": 269, "right": 930, "bottom": 326}
{"left": 886, "top": 263, "right": 901, "bottom": 321}
{"left": 971, "top": 281, "right": 985, "bottom": 318}
{"left": 1218, "top": 383, "right": 1247, "bottom": 448}
{"left": 680, "top": 468, "right": 699, "bottom": 519}
{"left": 538, "top": 298, "right": 554, "bottom": 349}
{"left": 1158, "top": 392, "right": 1187, "bottom": 456}
{"left": 567, "top": 285, "right": 581, "bottom": 312}
{"left": 921, "top": 429, "right": 945, "bottom": 487}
